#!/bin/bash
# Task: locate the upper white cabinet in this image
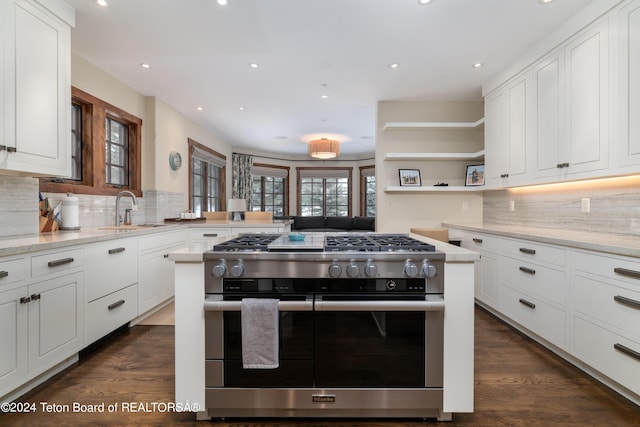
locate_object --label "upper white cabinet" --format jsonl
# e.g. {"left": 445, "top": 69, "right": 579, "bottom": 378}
{"left": 0, "top": 0, "right": 74, "bottom": 177}
{"left": 484, "top": 72, "right": 530, "bottom": 188}
{"left": 484, "top": 3, "right": 639, "bottom": 187}
{"left": 616, "top": 0, "right": 640, "bottom": 170}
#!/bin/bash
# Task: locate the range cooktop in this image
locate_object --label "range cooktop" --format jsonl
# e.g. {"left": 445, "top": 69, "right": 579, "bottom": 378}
{"left": 212, "top": 233, "right": 436, "bottom": 253}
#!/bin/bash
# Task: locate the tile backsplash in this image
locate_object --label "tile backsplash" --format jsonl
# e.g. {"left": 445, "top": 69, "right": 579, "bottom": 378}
{"left": 0, "top": 176, "right": 184, "bottom": 238}
{"left": 483, "top": 176, "right": 640, "bottom": 237}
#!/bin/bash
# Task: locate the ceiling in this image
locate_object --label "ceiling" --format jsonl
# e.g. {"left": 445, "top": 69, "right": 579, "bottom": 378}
{"left": 65, "top": 0, "right": 593, "bottom": 158}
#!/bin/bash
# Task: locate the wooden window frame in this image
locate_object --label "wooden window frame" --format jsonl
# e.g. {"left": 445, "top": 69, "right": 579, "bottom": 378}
{"left": 359, "top": 165, "right": 376, "bottom": 217}
{"left": 187, "top": 138, "right": 226, "bottom": 213}
{"left": 251, "top": 162, "right": 289, "bottom": 216}
{"left": 296, "top": 167, "right": 352, "bottom": 216}
{"left": 39, "top": 87, "right": 142, "bottom": 196}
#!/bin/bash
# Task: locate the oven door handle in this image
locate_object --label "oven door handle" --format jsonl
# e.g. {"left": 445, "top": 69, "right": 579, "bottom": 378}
{"left": 314, "top": 295, "right": 444, "bottom": 312}
{"left": 204, "top": 295, "right": 314, "bottom": 312}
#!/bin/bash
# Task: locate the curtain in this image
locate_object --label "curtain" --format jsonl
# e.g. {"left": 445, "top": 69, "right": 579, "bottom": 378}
{"left": 232, "top": 153, "right": 253, "bottom": 209}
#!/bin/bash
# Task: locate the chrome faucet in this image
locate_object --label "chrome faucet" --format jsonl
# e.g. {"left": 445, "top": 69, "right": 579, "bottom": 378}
{"left": 115, "top": 190, "right": 138, "bottom": 226}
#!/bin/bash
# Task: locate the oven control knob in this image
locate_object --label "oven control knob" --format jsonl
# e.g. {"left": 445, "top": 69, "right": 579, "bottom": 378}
{"left": 328, "top": 262, "right": 342, "bottom": 278}
{"left": 403, "top": 260, "right": 418, "bottom": 278}
{"left": 421, "top": 261, "right": 437, "bottom": 278}
{"left": 346, "top": 261, "right": 360, "bottom": 278}
{"left": 230, "top": 261, "right": 245, "bottom": 277}
{"left": 212, "top": 261, "right": 227, "bottom": 277}
{"left": 364, "top": 261, "right": 378, "bottom": 278}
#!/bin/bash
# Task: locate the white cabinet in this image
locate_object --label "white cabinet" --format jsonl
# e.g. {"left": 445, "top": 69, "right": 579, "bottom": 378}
{"left": 84, "top": 237, "right": 138, "bottom": 345}
{"left": 0, "top": 255, "right": 83, "bottom": 399}
{"left": 484, "top": 73, "right": 530, "bottom": 188}
{"left": 27, "top": 272, "right": 83, "bottom": 373}
{"left": 0, "top": 0, "right": 73, "bottom": 177}
{"left": 0, "top": 286, "right": 28, "bottom": 392}
{"left": 572, "top": 250, "right": 640, "bottom": 395}
{"left": 457, "top": 231, "right": 500, "bottom": 307}
{"left": 190, "top": 227, "right": 231, "bottom": 244}
{"left": 616, "top": 0, "right": 640, "bottom": 170}
{"left": 138, "top": 230, "right": 187, "bottom": 315}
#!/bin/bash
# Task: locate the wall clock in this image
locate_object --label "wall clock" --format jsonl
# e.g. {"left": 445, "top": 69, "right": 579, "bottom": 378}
{"left": 169, "top": 151, "right": 182, "bottom": 171}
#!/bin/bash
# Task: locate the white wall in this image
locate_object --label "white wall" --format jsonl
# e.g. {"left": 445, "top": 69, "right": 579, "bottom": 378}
{"left": 376, "top": 101, "right": 484, "bottom": 233}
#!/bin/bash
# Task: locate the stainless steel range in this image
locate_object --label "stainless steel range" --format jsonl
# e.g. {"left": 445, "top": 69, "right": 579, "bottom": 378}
{"left": 202, "top": 233, "right": 450, "bottom": 421}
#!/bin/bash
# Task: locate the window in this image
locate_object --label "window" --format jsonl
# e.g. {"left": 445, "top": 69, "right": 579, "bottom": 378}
{"left": 250, "top": 163, "right": 289, "bottom": 217}
{"left": 39, "top": 87, "right": 142, "bottom": 196}
{"left": 360, "top": 165, "right": 376, "bottom": 217}
{"left": 188, "top": 138, "right": 226, "bottom": 216}
{"left": 297, "top": 167, "right": 352, "bottom": 216}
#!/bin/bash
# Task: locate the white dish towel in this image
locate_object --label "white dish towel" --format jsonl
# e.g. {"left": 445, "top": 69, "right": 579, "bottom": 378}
{"left": 241, "top": 298, "right": 279, "bottom": 369}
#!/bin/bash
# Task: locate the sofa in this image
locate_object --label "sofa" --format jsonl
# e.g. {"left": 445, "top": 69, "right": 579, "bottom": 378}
{"left": 290, "top": 215, "right": 375, "bottom": 232}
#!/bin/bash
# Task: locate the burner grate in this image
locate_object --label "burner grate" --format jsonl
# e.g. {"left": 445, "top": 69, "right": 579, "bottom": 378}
{"left": 213, "top": 234, "right": 281, "bottom": 252}
{"left": 324, "top": 234, "right": 436, "bottom": 252}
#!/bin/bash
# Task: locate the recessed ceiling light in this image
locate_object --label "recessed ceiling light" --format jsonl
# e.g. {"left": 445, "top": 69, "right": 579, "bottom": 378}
{"left": 388, "top": 63, "right": 399, "bottom": 69}
{"left": 196, "top": 106, "right": 203, "bottom": 111}
{"left": 418, "top": 0, "right": 433, "bottom": 5}
{"left": 96, "top": 0, "right": 108, "bottom": 6}
{"left": 217, "top": 0, "right": 228, "bottom": 5}
{"left": 238, "top": 106, "right": 245, "bottom": 111}
{"left": 472, "top": 62, "right": 484, "bottom": 68}
{"left": 321, "top": 94, "right": 329, "bottom": 99}
{"left": 249, "top": 63, "right": 259, "bottom": 68}
{"left": 539, "top": 0, "right": 554, "bottom": 4}
{"left": 140, "top": 63, "right": 151, "bottom": 69}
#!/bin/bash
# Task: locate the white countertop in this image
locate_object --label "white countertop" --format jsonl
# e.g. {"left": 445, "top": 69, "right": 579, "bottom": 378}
{"left": 443, "top": 222, "right": 640, "bottom": 258}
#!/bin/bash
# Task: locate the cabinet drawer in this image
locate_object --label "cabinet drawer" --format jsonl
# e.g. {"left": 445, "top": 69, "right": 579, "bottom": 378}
{"left": 574, "top": 250, "right": 640, "bottom": 289}
{"left": 574, "top": 275, "right": 640, "bottom": 339}
{"left": 85, "top": 283, "right": 138, "bottom": 346}
{"left": 31, "top": 248, "right": 84, "bottom": 279}
{"left": 574, "top": 317, "right": 640, "bottom": 395}
{"left": 191, "top": 228, "right": 230, "bottom": 243}
{"left": 501, "top": 238, "right": 567, "bottom": 267}
{"left": 499, "top": 285, "right": 566, "bottom": 348}
{"left": 85, "top": 238, "right": 138, "bottom": 303}
{"left": 139, "top": 230, "right": 186, "bottom": 252}
{"left": 460, "top": 232, "right": 501, "bottom": 253}
{"left": 501, "top": 256, "right": 566, "bottom": 306}
{"left": 0, "top": 257, "right": 28, "bottom": 289}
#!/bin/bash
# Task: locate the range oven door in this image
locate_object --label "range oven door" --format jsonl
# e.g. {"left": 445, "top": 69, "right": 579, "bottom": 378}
{"left": 204, "top": 294, "right": 314, "bottom": 388}
{"left": 314, "top": 294, "right": 444, "bottom": 388}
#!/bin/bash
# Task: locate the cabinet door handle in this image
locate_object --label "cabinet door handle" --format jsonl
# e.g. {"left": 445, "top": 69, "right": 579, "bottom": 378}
{"left": 0, "top": 271, "right": 8, "bottom": 279}
{"left": 519, "top": 248, "right": 536, "bottom": 255}
{"left": 108, "top": 247, "right": 126, "bottom": 254}
{"left": 48, "top": 257, "right": 74, "bottom": 267}
{"left": 472, "top": 238, "right": 483, "bottom": 244}
{"left": 20, "top": 296, "right": 31, "bottom": 304}
{"left": 500, "top": 173, "right": 509, "bottom": 178}
{"left": 519, "top": 298, "right": 536, "bottom": 309}
{"left": 519, "top": 266, "right": 536, "bottom": 275}
{"left": 614, "top": 267, "right": 640, "bottom": 280}
{"left": 30, "top": 293, "right": 41, "bottom": 301}
{"left": 613, "top": 295, "right": 640, "bottom": 310}
{"left": 202, "top": 233, "right": 218, "bottom": 237}
{"left": 614, "top": 343, "right": 640, "bottom": 362}
{"left": 164, "top": 254, "right": 169, "bottom": 258}
{"left": 108, "top": 299, "right": 125, "bottom": 310}
{"left": 0, "top": 145, "right": 15, "bottom": 152}
{"left": 556, "top": 162, "right": 570, "bottom": 168}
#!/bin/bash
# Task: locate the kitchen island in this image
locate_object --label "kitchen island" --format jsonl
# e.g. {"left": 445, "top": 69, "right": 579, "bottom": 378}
{"left": 169, "top": 232, "right": 479, "bottom": 421}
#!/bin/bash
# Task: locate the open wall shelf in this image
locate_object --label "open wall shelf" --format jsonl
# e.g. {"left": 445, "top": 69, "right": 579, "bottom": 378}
{"left": 382, "top": 118, "right": 485, "bottom": 131}
{"left": 383, "top": 186, "right": 484, "bottom": 193}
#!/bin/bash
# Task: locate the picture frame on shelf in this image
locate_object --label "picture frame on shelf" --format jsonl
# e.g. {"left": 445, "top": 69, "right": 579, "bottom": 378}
{"left": 465, "top": 164, "right": 485, "bottom": 186}
{"left": 399, "top": 169, "right": 421, "bottom": 187}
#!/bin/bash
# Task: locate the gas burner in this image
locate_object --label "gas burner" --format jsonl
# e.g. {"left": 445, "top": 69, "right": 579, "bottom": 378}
{"left": 213, "top": 234, "right": 281, "bottom": 252}
{"left": 324, "top": 234, "right": 436, "bottom": 253}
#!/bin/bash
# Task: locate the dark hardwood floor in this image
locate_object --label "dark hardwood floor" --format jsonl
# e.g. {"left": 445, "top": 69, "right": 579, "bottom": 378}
{"left": 1, "top": 306, "right": 639, "bottom": 426}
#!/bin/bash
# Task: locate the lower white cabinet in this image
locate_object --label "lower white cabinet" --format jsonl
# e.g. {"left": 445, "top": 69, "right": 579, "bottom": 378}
{"left": 85, "top": 283, "right": 138, "bottom": 345}
{"left": 138, "top": 230, "right": 186, "bottom": 314}
{"left": 451, "top": 226, "right": 640, "bottom": 403}
{"left": 0, "top": 271, "right": 83, "bottom": 396}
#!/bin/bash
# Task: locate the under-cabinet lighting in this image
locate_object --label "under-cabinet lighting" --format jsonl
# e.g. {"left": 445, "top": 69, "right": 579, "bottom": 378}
{"left": 508, "top": 175, "right": 640, "bottom": 194}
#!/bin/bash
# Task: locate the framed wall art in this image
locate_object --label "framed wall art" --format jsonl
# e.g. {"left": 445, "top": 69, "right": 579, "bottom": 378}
{"left": 465, "top": 164, "right": 485, "bottom": 186}
{"left": 399, "top": 169, "right": 422, "bottom": 186}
